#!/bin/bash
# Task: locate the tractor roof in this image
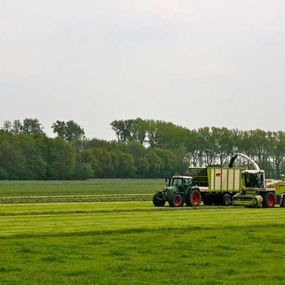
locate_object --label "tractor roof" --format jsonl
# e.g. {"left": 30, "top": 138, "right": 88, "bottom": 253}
{"left": 172, "top": 175, "right": 192, "bottom": 179}
{"left": 242, "top": 170, "right": 265, "bottom": 174}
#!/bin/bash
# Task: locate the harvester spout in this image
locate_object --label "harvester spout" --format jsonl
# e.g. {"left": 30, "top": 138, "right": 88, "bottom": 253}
{"left": 229, "top": 153, "right": 260, "bottom": 170}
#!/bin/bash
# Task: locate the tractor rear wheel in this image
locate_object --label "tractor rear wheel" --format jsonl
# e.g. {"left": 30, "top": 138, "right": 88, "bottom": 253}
{"left": 262, "top": 192, "right": 276, "bottom": 208}
{"left": 223, "top": 194, "right": 232, "bottom": 206}
{"left": 186, "top": 189, "right": 201, "bottom": 206}
{"left": 169, "top": 193, "right": 183, "bottom": 207}
{"left": 153, "top": 192, "right": 165, "bottom": 207}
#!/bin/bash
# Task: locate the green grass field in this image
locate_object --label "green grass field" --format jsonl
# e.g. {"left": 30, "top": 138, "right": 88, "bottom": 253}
{"left": 0, "top": 179, "right": 163, "bottom": 196}
{"left": 0, "top": 180, "right": 285, "bottom": 284}
{"left": 0, "top": 179, "right": 163, "bottom": 203}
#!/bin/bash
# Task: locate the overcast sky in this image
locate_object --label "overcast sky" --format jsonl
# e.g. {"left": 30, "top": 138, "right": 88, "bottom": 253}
{"left": 1, "top": 0, "right": 285, "bottom": 140}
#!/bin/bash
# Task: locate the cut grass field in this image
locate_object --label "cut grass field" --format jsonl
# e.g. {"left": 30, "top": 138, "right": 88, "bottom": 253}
{"left": 0, "top": 180, "right": 285, "bottom": 284}
{"left": 0, "top": 179, "right": 163, "bottom": 196}
{"left": 0, "top": 179, "right": 163, "bottom": 203}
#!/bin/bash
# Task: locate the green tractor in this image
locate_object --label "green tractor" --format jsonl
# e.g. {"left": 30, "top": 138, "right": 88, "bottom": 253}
{"left": 153, "top": 175, "right": 201, "bottom": 207}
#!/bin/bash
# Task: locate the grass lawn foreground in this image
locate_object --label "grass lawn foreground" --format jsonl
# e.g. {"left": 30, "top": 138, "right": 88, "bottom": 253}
{"left": 0, "top": 180, "right": 284, "bottom": 284}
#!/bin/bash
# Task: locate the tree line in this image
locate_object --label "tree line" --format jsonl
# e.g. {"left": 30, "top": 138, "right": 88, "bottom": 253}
{"left": 0, "top": 118, "right": 284, "bottom": 180}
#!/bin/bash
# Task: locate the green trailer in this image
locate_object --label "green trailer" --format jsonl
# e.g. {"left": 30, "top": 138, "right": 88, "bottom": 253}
{"left": 190, "top": 166, "right": 243, "bottom": 205}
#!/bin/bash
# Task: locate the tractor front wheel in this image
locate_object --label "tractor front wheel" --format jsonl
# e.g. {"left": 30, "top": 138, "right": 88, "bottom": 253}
{"left": 169, "top": 193, "right": 183, "bottom": 207}
{"left": 153, "top": 192, "right": 165, "bottom": 207}
{"left": 186, "top": 189, "right": 201, "bottom": 207}
{"left": 262, "top": 192, "right": 276, "bottom": 208}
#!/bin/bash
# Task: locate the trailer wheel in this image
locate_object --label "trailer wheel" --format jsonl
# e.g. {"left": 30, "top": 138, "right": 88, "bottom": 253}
{"left": 169, "top": 193, "right": 183, "bottom": 207}
{"left": 223, "top": 194, "right": 232, "bottom": 206}
{"left": 262, "top": 192, "right": 276, "bottom": 208}
{"left": 186, "top": 189, "right": 201, "bottom": 207}
{"left": 153, "top": 192, "right": 165, "bottom": 207}
{"left": 280, "top": 196, "right": 285, "bottom": 208}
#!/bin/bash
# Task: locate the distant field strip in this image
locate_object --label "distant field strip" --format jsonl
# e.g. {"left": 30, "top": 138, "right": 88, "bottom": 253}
{"left": 0, "top": 179, "right": 163, "bottom": 203}
{"left": 0, "top": 179, "right": 163, "bottom": 196}
{"left": 0, "top": 201, "right": 238, "bottom": 216}
{"left": 0, "top": 201, "right": 151, "bottom": 215}
{"left": 0, "top": 193, "right": 152, "bottom": 203}
{"left": 0, "top": 203, "right": 284, "bottom": 238}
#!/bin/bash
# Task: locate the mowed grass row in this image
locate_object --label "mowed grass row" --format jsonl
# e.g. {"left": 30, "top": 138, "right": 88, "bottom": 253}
{"left": 0, "top": 204, "right": 285, "bottom": 238}
{"left": 0, "top": 201, "right": 153, "bottom": 215}
{"left": 0, "top": 179, "right": 164, "bottom": 196}
{"left": 0, "top": 179, "right": 163, "bottom": 203}
{"left": 0, "top": 206, "right": 284, "bottom": 238}
{"left": 0, "top": 202, "right": 247, "bottom": 216}
{"left": 0, "top": 193, "right": 153, "bottom": 204}
{"left": 0, "top": 205, "right": 285, "bottom": 284}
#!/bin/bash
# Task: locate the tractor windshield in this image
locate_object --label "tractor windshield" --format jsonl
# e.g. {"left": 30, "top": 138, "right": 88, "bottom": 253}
{"left": 169, "top": 177, "right": 192, "bottom": 187}
{"left": 243, "top": 172, "right": 264, "bottom": 188}
{"left": 171, "top": 178, "right": 183, "bottom": 187}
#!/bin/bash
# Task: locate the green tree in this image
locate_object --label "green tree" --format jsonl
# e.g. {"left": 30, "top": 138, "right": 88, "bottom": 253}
{"left": 268, "top": 131, "right": 285, "bottom": 178}
{"left": 2, "top": 121, "right": 12, "bottom": 132}
{"left": 19, "top": 135, "right": 47, "bottom": 179}
{"left": 155, "top": 148, "right": 177, "bottom": 177}
{"left": 246, "top": 130, "right": 270, "bottom": 170}
{"left": 47, "top": 138, "right": 76, "bottom": 179}
{"left": 136, "top": 156, "right": 150, "bottom": 178}
{"left": 185, "top": 130, "right": 201, "bottom": 167}
{"left": 145, "top": 148, "right": 162, "bottom": 178}
{"left": 110, "top": 120, "right": 130, "bottom": 142}
{"left": 0, "top": 134, "right": 26, "bottom": 179}
{"left": 12, "top": 120, "right": 23, "bottom": 135}
{"left": 93, "top": 148, "right": 114, "bottom": 178}
{"left": 52, "top": 120, "right": 85, "bottom": 142}
{"left": 22, "top": 118, "right": 44, "bottom": 135}
{"left": 211, "top": 127, "right": 234, "bottom": 165}
{"left": 74, "top": 149, "right": 96, "bottom": 179}
{"left": 110, "top": 150, "right": 136, "bottom": 177}
{"left": 197, "top": 127, "right": 216, "bottom": 165}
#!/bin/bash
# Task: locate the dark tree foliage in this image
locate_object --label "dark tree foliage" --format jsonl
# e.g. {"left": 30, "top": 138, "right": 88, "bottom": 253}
{"left": 22, "top": 119, "right": 44, "bottom": 135}
{"left": 3, "top": 119, "right": 44, "bottom": 135}
{"left": 46, "top": 137, "right": 76, "bottom": 179}
{"left": 52, "top": 120, "right": 85, "bottom": 142}
{"left": 0, "top": 118, "right": 284, "bottom": 180}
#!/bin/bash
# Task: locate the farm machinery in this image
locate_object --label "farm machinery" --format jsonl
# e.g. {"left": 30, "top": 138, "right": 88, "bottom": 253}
{"left": 153, "top": 167, "right": 242, "bottom": 207}
{"left": 152, "top": 175, "right": 202, "bottom": 207}
{"left": 153, "top": 153, "right": 285, "bottom": 208}
{"left": 231, "top": 154, "right": 285, "bottom": 207}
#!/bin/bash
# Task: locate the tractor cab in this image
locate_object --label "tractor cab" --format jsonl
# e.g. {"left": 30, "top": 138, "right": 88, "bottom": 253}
{"left": 166, "top": 176, "right": 192, "bottom": 189}
{"left": 242, "top": 170, "right": 265, "bottom": 189}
